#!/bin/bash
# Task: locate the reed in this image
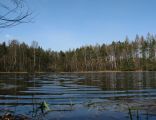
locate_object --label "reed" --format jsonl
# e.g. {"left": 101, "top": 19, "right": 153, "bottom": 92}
{"left": 69, "top": 98, "right": 74, "bottom": 110}
{"left": 128, "top": 106, "right": 133, "bottom": 120}
{"left": 136, "top": 109, "right": 139, "bottom": 120}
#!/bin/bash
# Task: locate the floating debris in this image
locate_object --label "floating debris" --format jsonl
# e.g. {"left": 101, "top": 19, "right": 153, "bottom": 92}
{"left": 0, "top": 113, "right": 30, "bottom": 120}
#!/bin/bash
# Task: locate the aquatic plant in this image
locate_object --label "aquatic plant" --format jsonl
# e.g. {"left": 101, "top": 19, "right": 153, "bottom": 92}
{"left": 39, "top": 101, "right": 50, "bottom": 113}
{"left": 127, "top": 106, "right": 151, "bottom": 120}
{"left": 69, "top": 98, "right": 74, "bottom": 110}
{"left": 128, "top": 106, "right": 133, "bottom": 120}
{"left": 146, "top": 110, "right": 149, "bottom": 120}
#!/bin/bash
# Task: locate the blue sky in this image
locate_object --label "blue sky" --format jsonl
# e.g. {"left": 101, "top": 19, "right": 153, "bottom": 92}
{"left": 0, "top": 0, "right": 156, "bottom": 51}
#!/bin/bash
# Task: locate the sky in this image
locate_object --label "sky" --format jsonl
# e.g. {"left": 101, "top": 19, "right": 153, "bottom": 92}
{"left": 0, "top": 0, "right": 156, "bottom": 51}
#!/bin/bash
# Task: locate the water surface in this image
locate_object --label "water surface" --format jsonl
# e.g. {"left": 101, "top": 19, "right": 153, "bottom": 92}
{"left": 0, "top": 72, "right": 156, "bottom": 120}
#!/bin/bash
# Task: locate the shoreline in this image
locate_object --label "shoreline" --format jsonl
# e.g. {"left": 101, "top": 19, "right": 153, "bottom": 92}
{"left": 0, "top": 71, "right": 155, "bottom": 74}
{"left": 60, "top": 71, "right": 155, "bottom": 74}
{"left": 0, "top": 72, "right": 46, "bottom": 74}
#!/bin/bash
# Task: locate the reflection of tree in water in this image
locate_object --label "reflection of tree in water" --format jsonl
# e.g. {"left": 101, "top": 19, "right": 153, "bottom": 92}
{"left": 0, "top": 73, "right": 45, "bottom": 119}
{"left": 0, "top": 73, "right": 42, "bottom": 97}
{"left": 76, "top": 72, "right": 156, "bottom": 91}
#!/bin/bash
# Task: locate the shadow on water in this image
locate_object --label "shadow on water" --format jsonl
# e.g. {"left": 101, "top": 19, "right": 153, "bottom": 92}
{"left": 0, "top": 72, "right": 156, "bottom": 119}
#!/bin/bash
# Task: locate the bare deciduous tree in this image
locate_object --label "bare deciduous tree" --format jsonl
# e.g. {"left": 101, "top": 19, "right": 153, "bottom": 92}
{"left": 0, "top": 0, "right": 31, "bottom": 28}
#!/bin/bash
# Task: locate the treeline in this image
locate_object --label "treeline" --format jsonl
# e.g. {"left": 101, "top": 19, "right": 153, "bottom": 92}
{"left": 1, "top": 33, "right": 156, "bottom": 72}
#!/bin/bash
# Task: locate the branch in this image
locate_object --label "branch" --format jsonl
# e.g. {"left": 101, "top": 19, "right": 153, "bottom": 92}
{"left": 0, "top": 0, "right": 32, "bottom": 28}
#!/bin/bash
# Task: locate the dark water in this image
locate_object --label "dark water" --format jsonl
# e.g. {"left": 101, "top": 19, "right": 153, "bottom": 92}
{"left": 0, "top": 72, "right": 156, "bottom": 120}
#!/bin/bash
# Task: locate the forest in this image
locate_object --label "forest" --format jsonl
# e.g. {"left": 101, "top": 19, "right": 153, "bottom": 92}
{"left": 0, "top": 33, "right": 156, "bottom": 72}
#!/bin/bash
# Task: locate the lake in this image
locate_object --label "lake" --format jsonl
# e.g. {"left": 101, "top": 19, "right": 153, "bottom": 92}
{"left": 0, "top": 72, "right": 156, "bottom": 120}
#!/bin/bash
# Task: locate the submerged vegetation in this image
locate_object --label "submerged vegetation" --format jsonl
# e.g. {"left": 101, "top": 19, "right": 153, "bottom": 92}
{"left": 1, "top": 33, "right": 156, "bottom": 72}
